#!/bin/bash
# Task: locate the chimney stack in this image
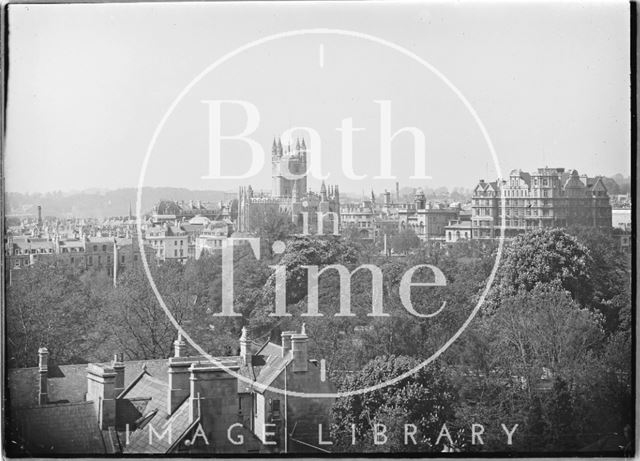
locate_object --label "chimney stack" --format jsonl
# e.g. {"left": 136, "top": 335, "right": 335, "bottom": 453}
{"left": 167, "top": 356, "right": 192, "bottom": 415}
{"left": 239, "top": 327, "right": 251, "bottom": 366}
{"left": 188, "top": 361, "right": 242, "bottom": 450}
{"left": 281, "top": 331, "right": 295, "bottom": 357}
{"left": 290, "top": 324, "right": 308, "bottom": 373}
{"left": 112, "top": 354, "right": 125, "bottom": 398}
{"left": 174, "top": 332, "right": 186, "bottom": 358}
{"left": 86, "top": 364, "right": 117, "bottom": 429}
{"left": 38, "top": 347, "right": 49, "bottom": 405}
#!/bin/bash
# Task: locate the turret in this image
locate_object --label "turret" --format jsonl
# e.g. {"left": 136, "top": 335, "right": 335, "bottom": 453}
{"left": 320, "top": 181, "right": 327, "bottom": 202}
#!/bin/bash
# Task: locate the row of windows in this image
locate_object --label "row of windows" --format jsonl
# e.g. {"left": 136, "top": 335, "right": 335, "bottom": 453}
{"left": 14, "top": 248, "right": 54, "bottom": 255}
{"left": 12, "top": 253, "right": 140, "bottom": 268}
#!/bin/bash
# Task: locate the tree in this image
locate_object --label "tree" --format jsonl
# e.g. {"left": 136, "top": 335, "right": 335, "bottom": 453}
{"left": 391, "top": 228, "right": 421, "bottom": 255}
{"left": 330, "top": 355, "right": 456, "bottom": 453}
{"left": 566, "top": 225, "right": 631, "bottom": 332}
{"left": 452, "top": 284, "right": 606, "bottom": 452}
{"left": 101, "top": 263, "right": 192, "bottom": 360}
{"left": 6, "top": 261, "right": 98, "bottom": 367}
{"left": 246, "top": 206, "right": 296, "bottom": 256}
{"left": 544, "top": 377, "right": 576, "bottom": 450}
{"left": 489, "top": 228, "right": 592, "bottom": 309}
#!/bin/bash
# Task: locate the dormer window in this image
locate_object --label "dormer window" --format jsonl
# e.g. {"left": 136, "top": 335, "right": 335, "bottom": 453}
{"left": 134, "top": 409, "right": 158, "bottom": 430}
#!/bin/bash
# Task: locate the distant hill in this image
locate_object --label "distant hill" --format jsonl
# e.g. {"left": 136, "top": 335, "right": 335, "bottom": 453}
{"left": 5, "top": 188, "right": 234, "bottom": 219}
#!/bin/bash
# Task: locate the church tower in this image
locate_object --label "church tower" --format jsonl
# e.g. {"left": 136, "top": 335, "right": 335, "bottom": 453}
{"left": 271, "top": 137, "right": 308, "bottom": 198}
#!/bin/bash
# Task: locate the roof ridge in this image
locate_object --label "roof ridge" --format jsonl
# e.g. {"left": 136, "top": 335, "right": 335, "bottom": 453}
{"left": 20, "top": 400, "right": 94, "bottom": 410}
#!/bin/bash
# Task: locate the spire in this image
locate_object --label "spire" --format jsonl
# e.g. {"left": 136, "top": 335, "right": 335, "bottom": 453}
{"left": 276, "top": 138, "right": 283, "bottom": 157}
{"left": 295, "top": 138, "right": 301, "bottom": 152}
{"left": 272, "top": 138, "right": 277, "bottom": 157}
{"left": 320, "top": 181, "right": 327, "bottom": 201}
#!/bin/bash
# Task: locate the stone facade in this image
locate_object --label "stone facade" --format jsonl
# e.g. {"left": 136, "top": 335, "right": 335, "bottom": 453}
{"left": 472, "top": 168, "right": 612, "bottom": 239}
{"left": 237, "top": 138, "right": 340, "bottom": 234}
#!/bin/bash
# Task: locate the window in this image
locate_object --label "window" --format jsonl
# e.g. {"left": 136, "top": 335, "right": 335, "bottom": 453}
{"left": 71, "top": 257, "right": 75, "bottom": 263}
{"left": 174, "top": 241, "right": 178, "bottom": 246}
{"left": 271, "top": 399, "right": 280, "bottom": 414}
{"left": 102, "top": 245, "right": 107, "bottom": 252}
{"left": 121, "top": 255, "right": 125, "bottom": 263}
{"left": 134, "top": 254, "right": 138, "bottom": 261}
{"left": 180, "top": 240, "right": 183, "bottom": 246}
{"left": 88, "top": 256, "right": 93, "bottom": 265}
{"left": 174, "top": 250, "right": 178, "bottom": 257}
{"left": 93, "top": 245, "right": 98, "bottom": 252}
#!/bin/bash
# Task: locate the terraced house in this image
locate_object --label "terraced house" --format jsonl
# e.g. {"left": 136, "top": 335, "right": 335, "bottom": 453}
{"left": 471, "top": 167, "right": 612, "bottom": 239}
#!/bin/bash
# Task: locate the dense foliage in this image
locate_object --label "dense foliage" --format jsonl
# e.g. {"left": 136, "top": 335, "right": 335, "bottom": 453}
{"left": 5, "top": 226, "right": 632, "bottom": 453}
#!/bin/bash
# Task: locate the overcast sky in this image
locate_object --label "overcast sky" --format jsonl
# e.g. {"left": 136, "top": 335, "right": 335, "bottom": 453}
{"left": 4, "top": 1, "right": 631, "bottom": 195}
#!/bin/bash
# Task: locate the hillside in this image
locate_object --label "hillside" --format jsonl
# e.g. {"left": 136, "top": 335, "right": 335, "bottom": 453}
{"left": 5, "top": 188, "right": 234, "bottom": 219}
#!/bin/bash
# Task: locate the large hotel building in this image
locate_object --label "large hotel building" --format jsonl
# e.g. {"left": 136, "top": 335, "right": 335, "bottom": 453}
{"left": 471, "top": 168, "right": 612, "bottom": 239}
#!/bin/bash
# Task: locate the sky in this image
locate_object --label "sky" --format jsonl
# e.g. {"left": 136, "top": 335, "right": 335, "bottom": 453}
{"left": 4, "top": 1, "right": 631, "bottom": 195}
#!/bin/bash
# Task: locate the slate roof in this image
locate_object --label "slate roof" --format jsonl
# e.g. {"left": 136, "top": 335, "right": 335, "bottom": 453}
{"left": 121, "top": 373, "right": 192, "bottom": 454}
{"left": 7, "top": 359, "right": 168, "bottom": 409}
{"left": 250, "top": 342, "right": 291, "bottom": 393}
{"left": 8, "top": 401, "right": 105, "bottom": 455}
